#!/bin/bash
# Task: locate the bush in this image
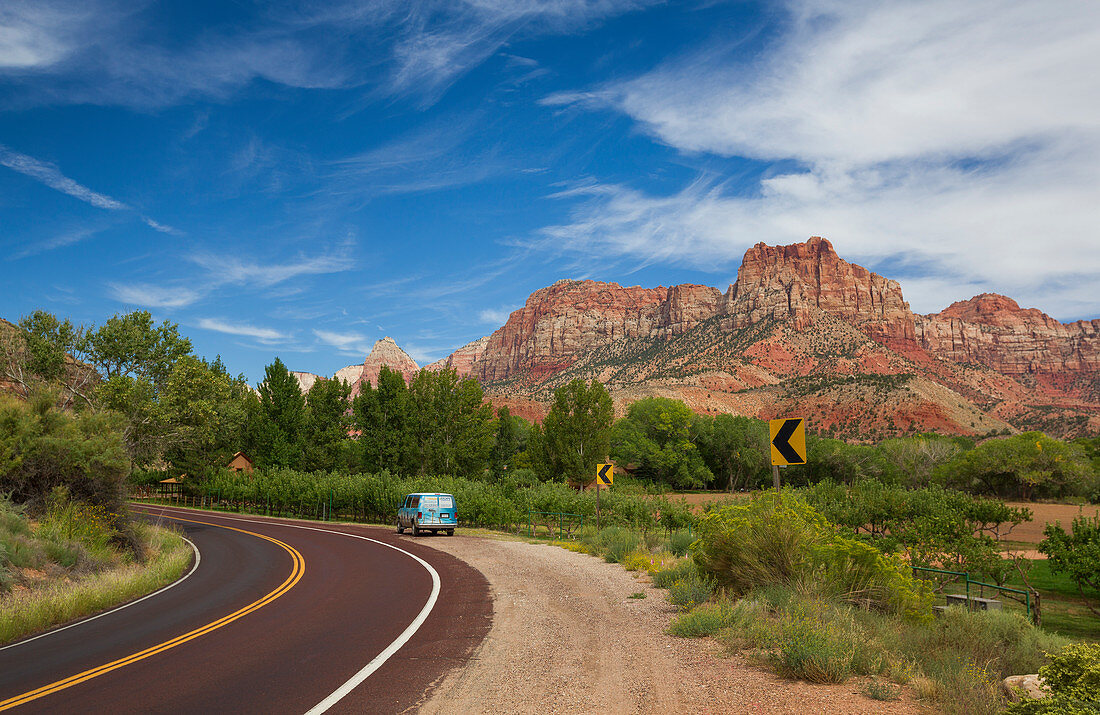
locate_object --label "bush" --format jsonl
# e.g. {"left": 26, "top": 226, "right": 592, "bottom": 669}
{"left": 1038, "top": 642, "right": 1100, "bottom": 700}
{"left": 669, "top": 600, "right": 730, "bottom": 637}
{"left": 667, "top": 569, "right": 714, "bottom": 611}
{"left": 691, "top": 490, "right": 932, "bottom": 619}
{"left": 665, "top": 530, "right": 695, "bottom": 557}
{"left": 763, "top": 600, "right": 857, "bottom": 684}
{"left": 863, "top": 680, "right": 900, "bottom": 701}
{"left": 652, "top": 558, "right": 698, "bottom": 589}
{"left": 0, "top": 394, "right": 130, "bottom": 519}
{"left": 621, "top": 549, "right": 671, "bottom": 574}
{"left": 595, "top": 526, "right": 639, "bottom": 564}
{"left": 1003, "top": 642, "right": 1100, "bottom": 714}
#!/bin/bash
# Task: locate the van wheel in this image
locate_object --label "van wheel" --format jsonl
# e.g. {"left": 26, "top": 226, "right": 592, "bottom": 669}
{"left": 396, "top": 525, "right": 404, "bottom": 534}
{"left": 446, "top": 529, "right": 454, "bottom": 536}
{"left": 412, "top": 524, "right": 420, "bottom": 536}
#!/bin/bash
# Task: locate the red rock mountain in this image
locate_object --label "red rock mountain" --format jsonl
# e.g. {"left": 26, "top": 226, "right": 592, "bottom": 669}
{"left": 290, "top": 340, "right": 419, "bottom": 398}
{"left": 350, "top": 337, "right": 420, "bottom": 398}
{"left": 439, "top": 237, "right": 1099, "bottom": 438}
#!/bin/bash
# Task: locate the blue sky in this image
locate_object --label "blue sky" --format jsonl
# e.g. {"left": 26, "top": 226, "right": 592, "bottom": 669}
{"left": 2, "top": 0, "right": 1098, "bottom": 385}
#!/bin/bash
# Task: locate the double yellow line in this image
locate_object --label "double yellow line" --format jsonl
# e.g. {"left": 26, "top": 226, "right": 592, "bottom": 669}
{"left": 0, "top": 516, "right": 305, "bottom": 711}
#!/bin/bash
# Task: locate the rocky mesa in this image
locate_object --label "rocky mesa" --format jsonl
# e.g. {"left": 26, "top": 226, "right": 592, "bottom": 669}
{"left": 437, "top": 237, "right": 1099, "bottom": 438}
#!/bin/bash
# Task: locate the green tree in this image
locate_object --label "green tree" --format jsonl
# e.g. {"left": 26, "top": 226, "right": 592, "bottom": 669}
{"left": 694, "top": 414, "right": 770, "bottom": 491}
{"left": 0, "top": 312, "right": 95, "bottom": 408}
{"left": 803, "top": 437, "right": 884, "bottom": 486}
{"left": 248, "top": 358, "right": 306, "bottom": 469}
{"left": 939, "top": 432, "right": 1092, "bottom": 500}
{"left": 531, "top": 379, "right": 613, "bottom": 484}
{"left": 874, "top": 434, "right": 966, "bottom": 488}
{"left": 489, "top": 406, "right": 529, "bottom": 478}
{"left": 1040, "top": 515, "right": 1100, "bottom": 616}
{"left": 407, "top": 367, "right": 494, "bottom": 478}
{"left": 159, "top": 355, "right": 250, "bottom": 474}
{"left": 352, "top": 366, "right": 415, "bottom": 473}
{"left": 84, "top": 311, "right": 192, "bottom": 389}
{"left": 302, "top": 377, "right": 352, "bottom": 472}
{"left": 610, "top": 397, "right": 712, "bottom": 489}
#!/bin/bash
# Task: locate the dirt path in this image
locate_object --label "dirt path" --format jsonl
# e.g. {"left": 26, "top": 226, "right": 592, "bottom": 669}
{"left": 413, "top": 536, "right": 925, "bottom": 714}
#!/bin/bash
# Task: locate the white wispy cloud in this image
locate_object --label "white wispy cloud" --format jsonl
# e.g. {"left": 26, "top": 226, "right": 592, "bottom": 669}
{"left": 2, "top": 0, "right": 651, "bottom": 109}
{"left": 197, "top": 318, "right": 291, "bottom": 344}
{"left": 109, "top": 282, "right": 202, "bottom": 309}
{"left": 541, "top": 0, "right": 1100, "bottom": 319}
{"left": 142, "top": 217, "right": 180, "bottom": 235}
{"left": 189, "top": 249, "right": 355, "bottom": 288}
{"left": 0, "top": 144, "right": 181, "bottom": 245}
{"left": 477, "top": 307, "right": 514, "bottom": 325}
{"left": 0, "top": 0, "right": 102, "bottom": 69}
{"left": 0, "top": 144, "right": 128, "bottom": 210}
{"left": 13, "top": 225, "right": 102, "bottom": 258}
{"left": 375, "top": 0, "right": 655, "bottom": 105}
{"left": 313, "top": 329, "right": 375, "bottom": 355}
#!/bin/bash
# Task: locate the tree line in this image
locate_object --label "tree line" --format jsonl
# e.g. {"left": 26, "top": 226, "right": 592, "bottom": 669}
{"left": 2, "top": 309, "right": 1098, "bottom": 508}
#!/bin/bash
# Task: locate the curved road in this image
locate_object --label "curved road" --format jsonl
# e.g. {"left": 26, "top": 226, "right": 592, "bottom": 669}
{"left": 0, "top": 506, "right": 492, "bottom": 714}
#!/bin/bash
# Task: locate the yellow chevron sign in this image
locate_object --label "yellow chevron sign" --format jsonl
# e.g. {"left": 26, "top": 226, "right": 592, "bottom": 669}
{"left": 769, "top": 418, "right": 807, "bottom": 466}
{"left": 596, "top": 463, "right": 613, "bottom": 485}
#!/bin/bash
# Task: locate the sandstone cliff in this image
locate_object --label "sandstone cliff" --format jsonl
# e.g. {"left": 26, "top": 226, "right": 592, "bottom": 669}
{"left": 291, "top": 371, "right": 321, "bottom": 394}
{"left": 467, "top": 280, "right": 722, "bottom": 384}
{"left": 351, "top": 337, "right": 420, "bottom": 397}
{"left": 334, "top": 363, "right": 364, "bottom": 386}
{"left": 438, "top": 237, "right": 1099, "bottom": 438}
{"left": 917, "top": 294, "right": 1100, "bottom": 377}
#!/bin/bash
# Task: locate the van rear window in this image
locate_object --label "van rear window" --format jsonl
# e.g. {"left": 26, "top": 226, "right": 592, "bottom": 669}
{"left": 439, "top": 496, "right": 454, "bottom": 509}
{"left": 421, "top": 496, "right": 438, "bottom": 509}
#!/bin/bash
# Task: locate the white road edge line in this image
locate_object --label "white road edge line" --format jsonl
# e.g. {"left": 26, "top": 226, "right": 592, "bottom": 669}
{"left": 139, "top": 506, "right": 442, "bottom": 715}
{"left": 0, "top": 534, "right": 200, "bottom": 653}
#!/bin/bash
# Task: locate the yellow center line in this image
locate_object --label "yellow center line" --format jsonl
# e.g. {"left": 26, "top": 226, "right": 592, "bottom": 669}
{"left": 0, "top": 515, "right": 305, "bottom": 711}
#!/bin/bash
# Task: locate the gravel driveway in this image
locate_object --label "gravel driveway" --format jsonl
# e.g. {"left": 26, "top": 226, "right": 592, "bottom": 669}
{"left": 411, "top": 535, "right": 926, "bottom": 714}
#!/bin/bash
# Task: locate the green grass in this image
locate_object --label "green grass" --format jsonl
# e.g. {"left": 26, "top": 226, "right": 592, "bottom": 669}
{"left": 1001, "top": 559, "right": 1100, "bottom": 640}
{"left": 0, "top": 522, "right": 192, "bottom": 646}
{"left": 1, "top": 495, "right": 194, "bottom": 646}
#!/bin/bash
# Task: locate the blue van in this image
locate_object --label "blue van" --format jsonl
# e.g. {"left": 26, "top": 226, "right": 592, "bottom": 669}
{"left": 397, "top": 493, "right": 457, "bottom": 536}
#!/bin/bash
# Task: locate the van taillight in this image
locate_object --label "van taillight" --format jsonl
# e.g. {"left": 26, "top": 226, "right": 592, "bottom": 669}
{"left": 417, "top": 512, "right": 422, "bottom": 519}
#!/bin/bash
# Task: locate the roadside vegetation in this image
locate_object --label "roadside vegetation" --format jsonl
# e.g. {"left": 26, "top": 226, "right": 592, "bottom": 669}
{"left": 545, "top": 491, "right": 1097, "bottom": 715}
{"left": 0, "top": 493, "right": 191, "bottom": 645}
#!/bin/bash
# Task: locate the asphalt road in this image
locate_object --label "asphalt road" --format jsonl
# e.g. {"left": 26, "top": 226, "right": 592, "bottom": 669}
{"left": 0, "top": 506, "right": 492, "bottom": 714}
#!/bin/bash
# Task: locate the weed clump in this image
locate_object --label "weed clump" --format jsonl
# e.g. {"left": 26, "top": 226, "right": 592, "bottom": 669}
{"left": 595, "top": 527, "right": 639, "bottom": 564}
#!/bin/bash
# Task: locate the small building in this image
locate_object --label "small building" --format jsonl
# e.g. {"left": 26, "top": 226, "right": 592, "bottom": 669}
{"left": 158, "top": 476, "right": 184, "bottom": 498}
{"left": 227, "top": 451, "right": 254, "bottom": 474}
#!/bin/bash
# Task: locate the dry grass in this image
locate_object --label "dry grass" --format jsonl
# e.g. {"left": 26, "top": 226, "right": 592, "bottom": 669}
{"left": 0, "top": 522, "right": 192, "bottom": 646}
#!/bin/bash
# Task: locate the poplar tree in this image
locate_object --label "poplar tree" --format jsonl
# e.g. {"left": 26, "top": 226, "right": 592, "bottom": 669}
{"left": 250, "top": 357, "right": 305, "bottom": 468}
{"left": 531, "top": 379, "right": 613, "bottom": 485}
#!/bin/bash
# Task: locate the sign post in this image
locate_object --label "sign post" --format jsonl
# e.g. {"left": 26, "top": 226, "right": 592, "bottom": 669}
{"left": 768, "top": 418, "right": 807, "bottom": 489}
{"left": 595, "top": 463, "right": 613, "bottom": 530}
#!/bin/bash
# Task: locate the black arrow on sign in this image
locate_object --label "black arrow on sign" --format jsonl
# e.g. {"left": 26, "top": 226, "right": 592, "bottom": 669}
{"left": 772, "top": 419, "right": 805, "bottom": 464}
{"left": 597, "top": 464, "right": 612, "bottom": 483}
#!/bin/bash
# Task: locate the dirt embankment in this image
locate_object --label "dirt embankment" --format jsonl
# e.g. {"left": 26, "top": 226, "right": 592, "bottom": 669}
{"left": 413, "top": 536, "right": 923, "bottom": 715}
